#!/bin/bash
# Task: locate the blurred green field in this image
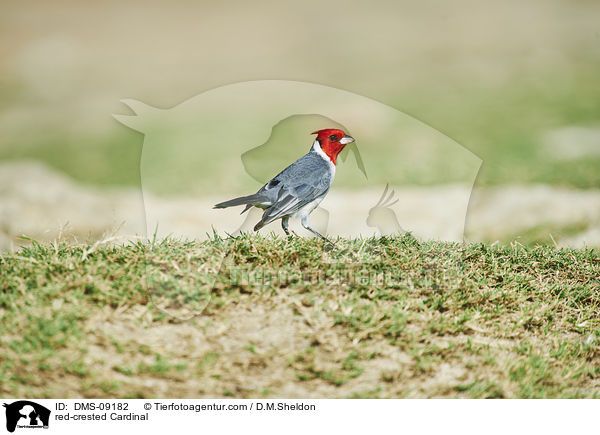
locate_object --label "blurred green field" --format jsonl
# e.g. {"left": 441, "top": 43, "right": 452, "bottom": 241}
{"left": 2, "top": 69, "right": 600, "bottom": 191}
{"left": 1, "top": 0, "right": 599, "bottom": 192}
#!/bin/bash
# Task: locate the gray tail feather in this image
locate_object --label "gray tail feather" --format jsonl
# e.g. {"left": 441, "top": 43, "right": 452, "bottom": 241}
{"left": 214, "top": 194, "right": 259, "bottom": 210}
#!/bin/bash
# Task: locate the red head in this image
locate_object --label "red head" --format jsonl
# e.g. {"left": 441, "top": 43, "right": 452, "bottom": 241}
{"left": 311, "top": 128, "right": 355, "bottom": 165}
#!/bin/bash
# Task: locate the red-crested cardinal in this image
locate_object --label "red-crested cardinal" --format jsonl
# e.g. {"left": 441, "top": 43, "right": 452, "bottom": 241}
{"left": 214, "top": 128, "right": 355, "bottom": 242}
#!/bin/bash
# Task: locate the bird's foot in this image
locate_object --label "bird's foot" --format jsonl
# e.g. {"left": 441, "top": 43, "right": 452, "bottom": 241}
{"left": 281, "top": 230, "right": 297, "bottom": 242}
{"left": 321, "top": 236, "right": 337, "bottom": 251}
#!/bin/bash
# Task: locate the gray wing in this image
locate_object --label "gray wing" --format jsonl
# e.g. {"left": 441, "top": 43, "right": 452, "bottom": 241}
{"left": 256, "top": 153, "right": 331, "bottom": 225}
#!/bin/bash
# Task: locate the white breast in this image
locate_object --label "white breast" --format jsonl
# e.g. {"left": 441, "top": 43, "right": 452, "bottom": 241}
{"left": 311, "top": 140, "right": 336, "bottom": 183}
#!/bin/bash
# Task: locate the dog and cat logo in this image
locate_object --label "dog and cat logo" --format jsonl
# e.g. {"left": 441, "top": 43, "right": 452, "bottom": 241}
{"left": 2, "top": 401, "right": 50, "bottom": 433}
{"left": 113, "top": 80, "right": 481, "bottom": 321}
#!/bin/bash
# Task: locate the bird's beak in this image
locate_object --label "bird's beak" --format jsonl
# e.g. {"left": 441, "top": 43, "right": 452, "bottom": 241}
{"left": 340, "top": 135, "right": 355, "bottom": 145}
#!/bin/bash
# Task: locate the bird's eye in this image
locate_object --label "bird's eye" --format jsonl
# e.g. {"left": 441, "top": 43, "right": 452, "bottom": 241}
{"left": 329, "top": 135, "right": 338, "bottom": 141}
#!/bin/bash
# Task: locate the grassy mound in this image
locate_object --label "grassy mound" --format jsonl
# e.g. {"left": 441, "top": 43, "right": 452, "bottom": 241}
{"left": 1, "top": 235, "right": 599, "bottom": 398}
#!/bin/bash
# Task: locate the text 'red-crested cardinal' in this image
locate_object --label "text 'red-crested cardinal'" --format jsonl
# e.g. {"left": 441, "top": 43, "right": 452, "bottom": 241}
{"left": 214, "top": 128, "right": 355, "bottom": 242}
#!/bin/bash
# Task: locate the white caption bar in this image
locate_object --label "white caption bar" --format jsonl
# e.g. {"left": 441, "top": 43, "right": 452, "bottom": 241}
{"left": 0, "top": 399, "right": 595, "bottom": 435}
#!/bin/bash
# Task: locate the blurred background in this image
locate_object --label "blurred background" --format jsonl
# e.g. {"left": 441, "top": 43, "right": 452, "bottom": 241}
{"left": 1, "top": 0, "right": 599, "bottom": 249}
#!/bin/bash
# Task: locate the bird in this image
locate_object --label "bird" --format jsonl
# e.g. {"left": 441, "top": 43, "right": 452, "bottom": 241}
{"left": 214, "top": 128, "right": 355, "bottom": 243}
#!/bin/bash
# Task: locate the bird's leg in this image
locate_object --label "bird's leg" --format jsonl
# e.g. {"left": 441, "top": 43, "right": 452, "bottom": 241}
{"left": 281, "top": 217, "right": 291, "bottom": 237}
{"left": 301, "top": 216, "right": 335, "bottom": 247}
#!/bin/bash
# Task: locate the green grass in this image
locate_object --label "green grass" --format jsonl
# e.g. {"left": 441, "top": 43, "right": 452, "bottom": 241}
{"left": 1, "top": 235, "right": 599, "bottom": 398}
